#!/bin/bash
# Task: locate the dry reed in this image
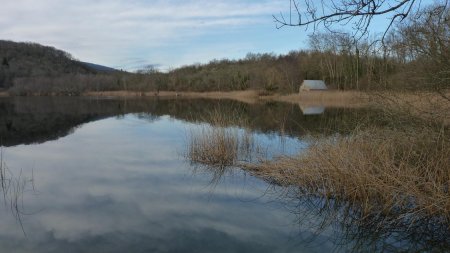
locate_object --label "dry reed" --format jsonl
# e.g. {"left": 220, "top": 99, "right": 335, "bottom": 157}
{"left": 187, "top": 127, "right": 256, "bottom": 167}
{"left": 250, "top": 127, "right": 450, "bottom": 225}
{"left": 186, "top": 108, "right": 256, "bottom": 168}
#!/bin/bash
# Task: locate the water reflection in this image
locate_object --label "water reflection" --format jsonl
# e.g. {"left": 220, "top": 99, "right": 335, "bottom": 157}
{"left": 299, "top": 105, "right": 326, "bottom": 115}
{"left": 0, "top": 96, "right": 384, "bottom": 147}
{"left": 276, "top": 187, "right": 450, "bottom": 253}
{"left": 1, "top": 97, "right": 446, "bottom": 252}
{"left": 0, "top": 115, "right": 338, "bottom": 252}
{"left": 182, "top": 113, "right": 450, "bottom": 252}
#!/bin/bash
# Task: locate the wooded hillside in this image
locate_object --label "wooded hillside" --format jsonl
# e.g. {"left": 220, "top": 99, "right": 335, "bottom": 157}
{"left": 0, "top": 40, "right": 94, "bottom": 88}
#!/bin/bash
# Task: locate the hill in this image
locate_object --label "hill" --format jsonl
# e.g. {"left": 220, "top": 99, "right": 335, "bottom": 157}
{"left": 0, "top": 40, "right": 98, "bottom": 88}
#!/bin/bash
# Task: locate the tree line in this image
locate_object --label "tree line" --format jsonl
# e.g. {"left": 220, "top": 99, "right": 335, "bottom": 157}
{"left": 157, "top": 4, "right": 448, "bottom": 93}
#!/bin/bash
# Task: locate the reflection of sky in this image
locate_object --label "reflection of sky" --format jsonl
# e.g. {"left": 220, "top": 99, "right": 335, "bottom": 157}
{"left": 300, "top": 106, "right": 326, "bottom": 116}
{"left": 0, "top": 115, "right": 337, "bottom": 252}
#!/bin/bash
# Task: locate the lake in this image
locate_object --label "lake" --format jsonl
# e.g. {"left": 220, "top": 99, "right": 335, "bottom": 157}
{"left": 0, "top": 97, "right": 447, "bottom": 252}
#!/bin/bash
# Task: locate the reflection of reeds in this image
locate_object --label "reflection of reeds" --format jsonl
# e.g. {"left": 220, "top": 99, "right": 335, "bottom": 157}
{"left": 201, "top": 106, "right": 248, "bottom": 128}
{"left": 277, "top": 188, "right": 450, "bottom": 253}
{"left": 0, "top": 149, "right": 35, "bottom": 236}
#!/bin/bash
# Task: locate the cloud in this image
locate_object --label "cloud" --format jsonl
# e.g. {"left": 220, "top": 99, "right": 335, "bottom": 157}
{"left": 0, "top": 0, "right": 289, "bottom": 70}
{"left": 0, "top": 114, "right": 314, "bottom": 252}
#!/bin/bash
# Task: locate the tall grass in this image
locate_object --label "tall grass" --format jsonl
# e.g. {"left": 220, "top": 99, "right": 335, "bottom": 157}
{"left": 250, "top": 126, "right": 450, "bottom": 225}
{"left": 187, "top": 126, "right": 255, "bottom": 168}
{"left": 186, "top": 108, "right": 258, "bottom": 168}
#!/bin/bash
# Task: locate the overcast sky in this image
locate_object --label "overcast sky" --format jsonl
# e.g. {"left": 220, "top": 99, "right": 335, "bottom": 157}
{"left": 0, "top": 0, "right": 432, "bottom": 71}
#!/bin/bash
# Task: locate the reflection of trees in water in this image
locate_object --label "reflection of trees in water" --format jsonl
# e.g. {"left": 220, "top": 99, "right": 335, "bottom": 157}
{"left": 275, "top": 187, "right": 450, "bottom": 253}
{"left": 0, "top": 97, "right": 385, "bottom": 146}
{"left": 0, "top": 150, "right": 36, "bottom": 236}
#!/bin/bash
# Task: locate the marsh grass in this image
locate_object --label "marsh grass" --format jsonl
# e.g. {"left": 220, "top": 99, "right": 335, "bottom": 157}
{"left": 185, "top": 96, "right": 450, "bottom": 240}
{"left": 187, "top": 126, "right": 256, "bottom": 168}
{"left": 250, "top": 126, "right": 450, "bottom": 225}
{"left": 371, "top": 91, "right": 450, "bottom": 125}
{"left": 186, "top": 107, "right": 262, "bottom": 168}
{"left": 243, "top": 96, "right": 450, "bottom": 250}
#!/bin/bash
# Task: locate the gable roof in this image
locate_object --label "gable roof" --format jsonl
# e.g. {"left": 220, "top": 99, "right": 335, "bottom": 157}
{"left": 300, "top": 80, "right": 327, "bottom": 90}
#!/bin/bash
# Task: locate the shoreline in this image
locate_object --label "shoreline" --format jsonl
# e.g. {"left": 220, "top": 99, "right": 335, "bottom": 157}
{"left": 83, "top": 90, "right": 369, "bottom": 107}
{"left": 2, "top": 90, "right": 448, "bottom": 111}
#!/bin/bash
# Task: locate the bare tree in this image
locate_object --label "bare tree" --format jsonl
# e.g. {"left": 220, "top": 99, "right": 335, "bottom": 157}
{"left": 393, "top": 4, "right": 450, "bottom": 98}
{"left": 275, "top": 0, "right": 449, "bottom": 39}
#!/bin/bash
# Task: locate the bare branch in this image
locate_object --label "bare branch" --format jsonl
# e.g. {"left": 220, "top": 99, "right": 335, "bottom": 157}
{"left": 274, "top": 0, "right": 428, "bottom": 39}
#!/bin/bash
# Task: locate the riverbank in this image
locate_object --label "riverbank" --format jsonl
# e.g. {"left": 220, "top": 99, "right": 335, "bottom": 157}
{"left": 2, "top": 90, "right": 448, "bottom": 114}
{"left": 82, "top": 90, "right": 450, "bottom": 116}
{"left": 84, "top": 90, "right": 368, "bottom": 107}
{"left": 84, "top": 90, "right": 262, "bottom": 104}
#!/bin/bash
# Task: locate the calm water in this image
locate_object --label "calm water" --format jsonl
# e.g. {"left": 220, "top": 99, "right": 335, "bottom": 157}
{"left": 0, "top": 97, "right": 447, "bottom": 252}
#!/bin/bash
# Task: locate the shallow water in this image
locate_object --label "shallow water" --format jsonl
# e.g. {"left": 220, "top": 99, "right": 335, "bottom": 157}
{"left": 0, "top": 97, "right": 446, "bottom": 252}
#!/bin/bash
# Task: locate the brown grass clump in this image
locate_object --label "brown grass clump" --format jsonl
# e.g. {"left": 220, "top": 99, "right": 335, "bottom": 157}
{"left": 187, "top": 126, "right": 255, "bottom": 168}
{"left": 187, "top": 127, "right": 238, "bottom": 167}
{"left": 250, "top": 127, "right": 450, "bottom": 224}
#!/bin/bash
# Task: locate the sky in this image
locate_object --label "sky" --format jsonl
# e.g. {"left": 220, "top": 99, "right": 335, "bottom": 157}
{"left": 0, "top": 0, "right": 434, "bottom": 71}
{"left": 1, "top": 0, "right": 305, "bottom": 71}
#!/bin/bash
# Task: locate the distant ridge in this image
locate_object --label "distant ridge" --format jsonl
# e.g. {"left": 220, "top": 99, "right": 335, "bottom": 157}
{"left": 79, "top": 61, "right": 118, "bottom": 73}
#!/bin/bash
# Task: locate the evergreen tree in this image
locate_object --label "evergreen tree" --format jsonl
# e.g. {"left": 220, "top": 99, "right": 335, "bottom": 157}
{"left": 2, "top": 57, "right": 9, "bottom": 67}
